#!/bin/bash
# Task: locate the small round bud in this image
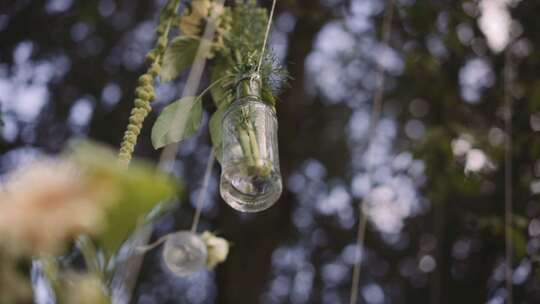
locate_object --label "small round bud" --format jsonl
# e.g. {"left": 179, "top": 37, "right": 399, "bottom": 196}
{"left": 158, "top": 37, "right": 168, "bottom": 50}
{"left": 127, "top": 124, "right": 141, "bottom": 135}
{"left": 135, "top": 88, "right": 150, "bottom": 101}
{"left": 149, "top": 63, "right": 161, "bottom": 77}
{"left": 139, "top": 74, "right": 153, "bottom": 86}
{"left": 134, "top": 98, "right": 147, "bottom": 108}
{"left": 146, "top": 50, "right": 158, "bottom": 62}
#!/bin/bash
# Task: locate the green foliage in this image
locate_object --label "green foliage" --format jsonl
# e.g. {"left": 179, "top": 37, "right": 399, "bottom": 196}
{"left": 70, "top": 141, "right": 178, "bottom": 256}
{"left": 209, "top": 104, "right": 228, "bottom": 163}
{"left": 151, "top": 97, "right": 203, "bottom": 149}
{"left": 210, "top": 60, "right": 234, "bottom": 108}
{"left": 476, "top": 215, "right": 528, "bottom": 260}
{"left": 160, "top": 37, "right": 199, "bottom": 82}
{"left": 510, "top": 227, "right": 527, "bottom": 259}
{"left": 222, "top": 1, "right": 268, "bottom": 64}
{"left": 149, "top": 0, "right": 288, "bottom": 164}
{"left": 228, "top": 3, "right": 287, "bottom": 92}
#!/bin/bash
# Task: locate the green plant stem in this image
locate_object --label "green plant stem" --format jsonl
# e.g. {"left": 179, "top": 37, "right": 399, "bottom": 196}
{"left": 246, "top": 121, "right": 263, "bottom": 168}
{"left": 197, "top": 76, "right": 230, "bottom": 102}
{"left": 235, "top": 107, "right": 271, "bottom": 177}
{"left": 236, "top": 123, "right": 254, "bottom": 167}
{"left": 234, "top": 49, "right": 243, "bottom": 65}
{"left": 77, "top": 236, "right": 105, "bottom": 282}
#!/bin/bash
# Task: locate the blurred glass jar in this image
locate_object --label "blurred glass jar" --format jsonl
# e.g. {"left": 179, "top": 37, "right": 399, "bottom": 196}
{"left": 219, "top": 73, "right": 282, "bottom": 212}
{"left": 162, "top": 231, "right": 207, "bottom": 276}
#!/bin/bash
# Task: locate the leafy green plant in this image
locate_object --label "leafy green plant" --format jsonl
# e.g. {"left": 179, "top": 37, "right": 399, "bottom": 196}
{"left": 69, "top": 141, "right": 179, "bottom": 256}
{"left": 149, "top": 0, "right": 288, "bottom": 163}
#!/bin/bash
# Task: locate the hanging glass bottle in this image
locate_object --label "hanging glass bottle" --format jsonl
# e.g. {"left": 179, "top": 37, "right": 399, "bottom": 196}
{"left": 219, "top": 72, "right": 282, "bottom": 212}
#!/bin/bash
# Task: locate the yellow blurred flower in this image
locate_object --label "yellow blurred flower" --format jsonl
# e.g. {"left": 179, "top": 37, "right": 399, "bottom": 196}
{"left": 0, "top": 257, "right": 32, "bottom": 304}
{"left": 0, "top": 160, "right": 116, "bottom": 256}
{"left": 60, "top": 273, "right": 110, "bottom": 304}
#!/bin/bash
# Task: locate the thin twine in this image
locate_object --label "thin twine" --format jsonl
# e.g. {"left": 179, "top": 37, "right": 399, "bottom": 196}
{"left": 256, "top": 0, "right": 277, "bottom": 73}
{"left": 191, "top": 150, "right": 215, "bottom": 232}
{"left": 349, "top": 0, "right": 395, "bottom": 303}
{"left": 134, "top": 151, "right": 214, "bottom": 252}
{"left": 503, "top": 44, "right": 514, "bottom": 304}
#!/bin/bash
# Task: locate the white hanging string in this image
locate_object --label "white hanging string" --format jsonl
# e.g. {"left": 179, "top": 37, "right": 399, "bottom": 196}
{"left": 349, "top": 0, "right": 395, "bottom": 303}
{"left": 503, "top": 44, "right": 514, "bottom": 304}
{"left": 134, "top": 150, "right": 215, "bottom": 253}
{"left": 256, "top": 0, "right": 278, "bottom": 73}
{"left": 191, "top": 150, "right": 215, "bottom": 232}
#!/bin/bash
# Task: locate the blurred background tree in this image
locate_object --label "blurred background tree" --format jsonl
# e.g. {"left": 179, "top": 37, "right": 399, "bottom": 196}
{"left": 1, "top": 0, "right": 539, "bottom": 303}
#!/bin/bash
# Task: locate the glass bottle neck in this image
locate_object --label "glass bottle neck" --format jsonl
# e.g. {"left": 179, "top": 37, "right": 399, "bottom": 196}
{"left": 235, "top": 72, "right": 262, "bottom": 99}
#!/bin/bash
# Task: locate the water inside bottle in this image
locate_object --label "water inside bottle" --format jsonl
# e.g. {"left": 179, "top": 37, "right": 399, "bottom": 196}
{"left": 220, "top": 160, "right": 282, "bottom": 212}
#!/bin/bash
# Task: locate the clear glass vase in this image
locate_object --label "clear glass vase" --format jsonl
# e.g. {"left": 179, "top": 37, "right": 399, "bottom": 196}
{"left": 219, "top": 75, "right": 282, "bottom": 212}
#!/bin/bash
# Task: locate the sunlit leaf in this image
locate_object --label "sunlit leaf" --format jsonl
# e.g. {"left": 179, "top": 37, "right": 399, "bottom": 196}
{"left": 160, "top": 37, "right": 199, "bottom": 82}
{"left": 69, "top": 141, "right": 178, "bottom": 256}
{"left": 151, "top": 97, "right": 203, "bottom": 149}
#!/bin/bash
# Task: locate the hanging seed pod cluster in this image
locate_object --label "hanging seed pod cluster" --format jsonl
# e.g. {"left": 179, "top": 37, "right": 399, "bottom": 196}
{"left": 118, "top": 0, "right": 180, "bottom": 165}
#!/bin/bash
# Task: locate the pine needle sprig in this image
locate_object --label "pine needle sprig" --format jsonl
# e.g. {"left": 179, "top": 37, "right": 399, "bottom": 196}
{"left": 214, "top": 0, "right": 288, "bottom": 106}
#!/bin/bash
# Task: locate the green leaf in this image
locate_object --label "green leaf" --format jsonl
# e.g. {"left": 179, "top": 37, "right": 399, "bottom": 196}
{"left": 99, "top": 164, "right": 176, "bottom": 256}
{"left": 210, "top": 60, "right": 230, "bottom": 107}
{"left": 151, "top": 97, "right": 203, "bottom": 149}
{"left": 160, "top": 37, "right": 199, "bottom": 82}
{"left": 262, "top": 87, "right": 276, "bottom": 107}
{"left": 68, "top": 141, "right": 178, "bottom": 256}
{"left": 209, "top": 105, "right": 227, "bottom": 163}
